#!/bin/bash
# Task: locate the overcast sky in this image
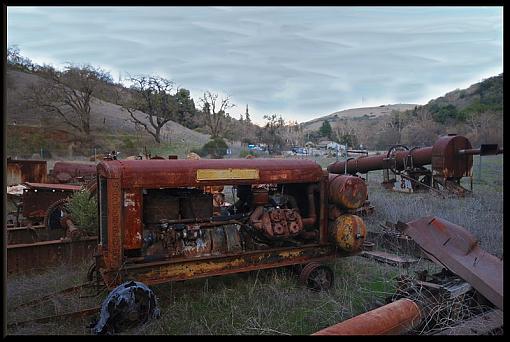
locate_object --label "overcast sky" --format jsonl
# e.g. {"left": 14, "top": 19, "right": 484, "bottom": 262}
{"left": 7, "top": 6, "right": 503, "bottom": 125}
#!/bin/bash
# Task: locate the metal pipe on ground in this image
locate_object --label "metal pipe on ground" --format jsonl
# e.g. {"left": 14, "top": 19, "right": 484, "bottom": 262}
{"left": 312, "top": 298, "right": 422, "bottom": 335}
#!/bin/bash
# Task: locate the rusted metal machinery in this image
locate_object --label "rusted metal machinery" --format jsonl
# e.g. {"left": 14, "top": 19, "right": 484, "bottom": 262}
{"left": 93, "top": 159, "right": 369, "bottom": 289}
{"left": 327, "top": 134, "right": 503, "bottom": 195}
{"left": 48, "top": 161, "right": 98, "bottom": 184}
{"left": 7, "top": 158, "right": 48, "bottom": 185}
{"left": 312, "top": 216, "right": 503, "bottom": 335}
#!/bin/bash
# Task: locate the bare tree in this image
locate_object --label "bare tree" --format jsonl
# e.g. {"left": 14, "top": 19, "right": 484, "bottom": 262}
{"left": 199, "top": 91, "right": 235, "bottom": 139}
{"left": 27, "top": 64, "right": 111, "bottom": 137}
{"left": 120, "top": 76, "right": 194, "bottom": 143}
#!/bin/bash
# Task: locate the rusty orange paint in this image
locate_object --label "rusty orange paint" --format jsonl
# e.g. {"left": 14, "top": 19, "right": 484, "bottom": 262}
{"left": 329, "top": 214, "right": 366, "bottom": 253}
{"left": 328, "top": 174, "right": 367, "bottom": 209}
{"left": 122, "top": 190, "right": 143, "bottom": 250}
{"left": 312, "top": 298, "right": 422, "bottom": 335}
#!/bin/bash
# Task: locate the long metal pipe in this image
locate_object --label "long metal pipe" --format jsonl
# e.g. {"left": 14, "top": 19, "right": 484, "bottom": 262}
{"left": 328, "top": 147, "right": 433, "bottom": 175}
{"left": 457, "top": 148, "right": 504, "bottom": 156}
{"left": 312, "top": 298, "right": 422, "bottom": 335}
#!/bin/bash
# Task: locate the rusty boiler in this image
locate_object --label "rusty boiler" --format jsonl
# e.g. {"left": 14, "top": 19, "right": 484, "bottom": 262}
{"left": 94, "top": 159, "right": 368, "bottom": 289}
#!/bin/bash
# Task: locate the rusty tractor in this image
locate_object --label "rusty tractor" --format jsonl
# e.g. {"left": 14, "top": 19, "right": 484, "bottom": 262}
{"left": 92, "top": 158, "right": 369, "bottom": 290}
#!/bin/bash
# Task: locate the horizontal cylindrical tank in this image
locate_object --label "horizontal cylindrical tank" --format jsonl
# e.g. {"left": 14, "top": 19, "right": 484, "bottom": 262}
{"left": 312, "top": 298, "right": 422, "bottom": 335}
{"left": 329, "top": 214, "right": 366, "bottom": 253}
{"left": 328, "top": 174, "right": 367, "bottom": 209}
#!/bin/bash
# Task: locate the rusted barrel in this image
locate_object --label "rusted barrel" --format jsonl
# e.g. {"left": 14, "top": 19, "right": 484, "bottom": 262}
{"left": 329, "top": 214, "right": 366, "bottom": 253}
{"left": 328, "top": 174, "right": 367, "bottom": 209}
{"left": 312, "top": 298, "right": 422, "bottom": 335}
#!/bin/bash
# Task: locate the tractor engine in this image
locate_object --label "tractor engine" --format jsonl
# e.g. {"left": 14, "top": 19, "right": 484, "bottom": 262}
{"left": 95, "top": 159, "right": 368, "bottom": 288}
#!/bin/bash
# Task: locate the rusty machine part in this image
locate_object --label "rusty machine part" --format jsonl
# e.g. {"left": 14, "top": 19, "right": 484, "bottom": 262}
{"left": 94, "top": 159, "right": 367, "bottom": 289}
{"left": 312, "top": 298, "right": 422, "bottom": 335}
{"left": 395, "top": 216, "right": 503, "bottom": 310}
{"left": 48, "top": 161, "right": 97, "bottom": 184}
{"left": 20, "top": 183, "right": 81, "bottom": 226}
{"left": 327, "top": 134, "right": 503, "bottom": 195}
{"left": 7, "top": 158, "right": 48, "bottom": 186}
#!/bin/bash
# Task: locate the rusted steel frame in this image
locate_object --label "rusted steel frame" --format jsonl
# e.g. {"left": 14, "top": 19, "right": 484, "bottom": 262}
{"left": 397, "top": 172, "right": 445, "bottom": 197}
{"left": 7, "top": 237, "right": 97, "bottom": 274}
{"left": 21, "top": 187, "right": 77, "bottom": 219}
{"left": 7, "top": 306, "right": 101, "bottom": 329}
{"left": 312, "top": 298, "right": 422, "bottom": 335}
{"left": 106, "top": 244, "right": 336, "bottom": 287}
{"left": 23, "top": 182, "right": 82, "bottom": 191}
{"left": 51, "top": 161, "right": 97, "bottom": 177}
{"left": 98, "top": 159, "right": 323, "bottom": 189}
{"left": 397, "top": 216, "right": 503, "bottom": 310}
{"left": 319, "top": 172, "right": 328, "bottom": 245}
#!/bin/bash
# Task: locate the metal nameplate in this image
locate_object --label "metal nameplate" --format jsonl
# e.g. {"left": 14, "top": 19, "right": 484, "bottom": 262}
{"left": 196, "top": 168, "right": 259, "bottom": 181}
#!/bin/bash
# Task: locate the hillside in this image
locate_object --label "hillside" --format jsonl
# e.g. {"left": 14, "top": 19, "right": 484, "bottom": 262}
{"left": 6, "top": 69, "right": 211, "bottom": 142}
{"left": 302, "top": 104, "right": 417, "bottom": 132}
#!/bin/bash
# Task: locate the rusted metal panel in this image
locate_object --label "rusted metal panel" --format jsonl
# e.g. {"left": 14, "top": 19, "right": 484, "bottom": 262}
{"left": 50, "top": 161, "right": 97, "bottom": 183}
{"left": 312, "top": 298, "right": 422, "bottom": 335}
{"left": 7, "top": 225, "right": 64, "bottom": 244}
{"left": 397, "top": 216, "right": 503, "bottom": 310}
{"left": 24, "top": 182, "right": 82, "bottom": 191}
{"left": 123, "top": 190, "right": 143, "bottom": 250}
{"left": 102, "top": 178, "right": 123, "bottom": 271}
{"left": 7, "top": 237, "right": 97, "bottom": 274}
{"left": 7, "top": 159, "right": 47, "bottom": 186}
{"left": 103, "top": 244, "right": 336, "bottom": 288}
{"left": 97, "top": 159, "right": 323, "bottom": 188}
{"left": 21, "top": 187, "right": 76, "bottom": 219}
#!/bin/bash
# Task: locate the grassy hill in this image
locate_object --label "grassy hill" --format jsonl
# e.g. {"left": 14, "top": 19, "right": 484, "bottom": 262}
{"left": 6, "top": 69, "right": 211, "bottom": 159}
{"left": 302, "top": 103, "right": 417, "bottom": 132}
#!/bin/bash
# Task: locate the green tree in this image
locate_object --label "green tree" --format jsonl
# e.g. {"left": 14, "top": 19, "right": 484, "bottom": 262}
{"left": 319, "top": 120, "right": 332, "bottom": 139}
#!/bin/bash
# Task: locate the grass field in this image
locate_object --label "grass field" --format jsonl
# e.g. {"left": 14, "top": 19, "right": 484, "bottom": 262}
{"left": 5, "top": 155, "right": 503, "bottom": 335}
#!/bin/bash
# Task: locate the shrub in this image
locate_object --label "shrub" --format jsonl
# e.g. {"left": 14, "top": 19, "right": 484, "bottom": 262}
{"left": 201, "top": 137, "right": 228, "bottom": 158}
{"left": 65, "top": 190, "right": 98, "bottom": 235}
{"left": 239, "top": 149, "right": 257, "bottom": 158}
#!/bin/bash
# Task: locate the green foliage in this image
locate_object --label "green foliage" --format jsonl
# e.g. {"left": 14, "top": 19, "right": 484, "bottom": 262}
{"left": 65, "top": 190, "right": 98, "bottom": 235}
{"left": 319, "top": 120, "right": 332, "bottom": 139}
{"left": 239, "top": 149, "right": 257, "bottom": 158}
{"left": 201, "top": 137, "right": 229, "bottom": 158}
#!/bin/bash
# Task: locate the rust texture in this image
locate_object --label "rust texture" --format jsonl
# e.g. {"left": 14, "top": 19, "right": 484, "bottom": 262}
{"left": 21, "top": 183, "right": 80, "bottom": 219}
{"left": 7, "top": 237, "right": 97, "bottom": 274}
{"left": 327, "top": 147, "right": 432, "bottom": 175}
{"left": 97, "top": 159, "right": 323, "bottom": 188}
{"left": 7, "top": 225, "right": 63, "bottom": 244}
{"left": 328, "top": 174, "right": 367, "bottom": 209}
{"left": 103, "top": 244, "right": 336, "bottom": 288}
{"left": 430, "top": 135, "right": 473, "bottom": 179}
{"left": 327, "top": 134, "right": 500, "bottom": 180}
{"left": 49, "top": 161, "right": 97, "bottom": 183}
{"left": 7, "top": 159, "right": 47, "bottom": 186}
{"left": 312, "top": 298, "right": 422, "bottom": 335}
{"left": 398, "top": 216, "right": 503, "bottom": 310}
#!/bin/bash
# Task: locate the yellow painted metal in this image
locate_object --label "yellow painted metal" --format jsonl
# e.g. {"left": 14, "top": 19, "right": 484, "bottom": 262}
{"left": 196, "top": 168, "right": 260, "bottom": 181}
{"left": 330, "top": 214, "right": 366, "bottom": 253}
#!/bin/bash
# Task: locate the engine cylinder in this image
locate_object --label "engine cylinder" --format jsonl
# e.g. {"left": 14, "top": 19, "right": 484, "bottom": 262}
{"left": 329, "top": 214, "right": 366, "bottom": 253}
{"left": 328, "top": 174, "right": 367, "bottom": 209}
